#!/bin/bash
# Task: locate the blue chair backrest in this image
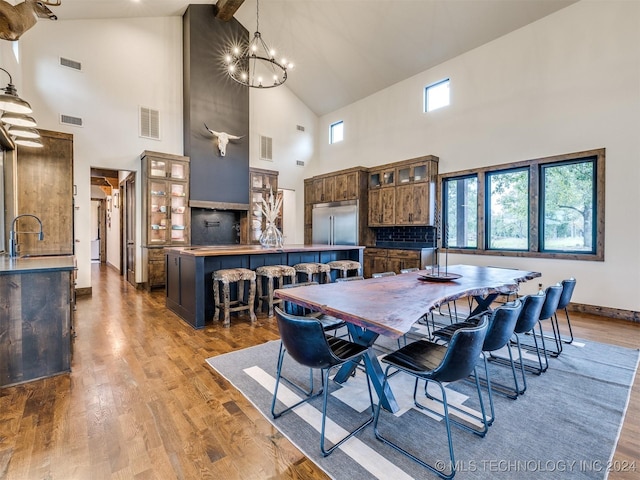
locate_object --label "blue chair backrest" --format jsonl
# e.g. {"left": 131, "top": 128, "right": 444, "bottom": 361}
{"left": 482, "top": 300, "right": 523, "bottom": 352}
{"left": 432, "top": 317, "right": 488, "bottom": 383}
{"left": 539, "top": 284, "right": 563, "bottom": 320}
{"left": 557, "top": 278, "right": 576, "bottom": 310}
{"left": 275, "top": 307, "right": 338, "bottom": 370}
{"left": 514, "top": 293, "right": 546, "bottom": 334}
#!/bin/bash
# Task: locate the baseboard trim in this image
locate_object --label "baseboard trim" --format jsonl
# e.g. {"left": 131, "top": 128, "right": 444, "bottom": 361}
{"left": 569, "top": 302, "right": 640, "bottom": 323}
{"left": 76, "top": 287, "right": 92, "bottom": 297}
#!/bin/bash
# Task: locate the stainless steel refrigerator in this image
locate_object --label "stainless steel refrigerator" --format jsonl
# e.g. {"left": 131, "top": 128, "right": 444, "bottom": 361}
{"left": 312, "top": 200, "right": 358, "bottom": 245}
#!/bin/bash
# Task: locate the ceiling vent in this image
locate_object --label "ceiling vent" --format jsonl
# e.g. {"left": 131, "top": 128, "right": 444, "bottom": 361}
{"left": 60, "top": 114, "right": 83, "bottom": 127}
{"left": 139, "top": 106, "right": 160, "bottom": 140}
{"left": 296, "top": 124, "right": 305, "bottom": 132}
{"left": 260, "top": 135, "right": 273, "bottom": 161}
{"left": 59, "top": 57, "right": 82, "bottom": 71}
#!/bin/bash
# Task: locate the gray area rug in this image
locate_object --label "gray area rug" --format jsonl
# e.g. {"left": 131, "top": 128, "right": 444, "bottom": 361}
{"left": 206, "top": 324, "right": 639, "bottom": 479}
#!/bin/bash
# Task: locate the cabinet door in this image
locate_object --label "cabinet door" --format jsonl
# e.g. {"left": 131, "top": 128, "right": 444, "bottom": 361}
{"left": 169, "top": 182, "right": 189, "bottom": 244}
{"left": 380, "top": 188, "right": 395, "bottom": 225}
{"left": 334, "top": 172, "right": 358, "bottom": 201}
{"left": 410, "top": 183, "right": 430, "bottom": 225}
{"left": 395, "top": 184, "right": 413, "bottom": 225}
{"left": 368, "top": 190, "right": 382, "bottom": 226}
{"left": 148, "top": 180, "right": 170, "bottom": 243}
{"left": 364, "top": 253, "right": 388, "bottom": 278}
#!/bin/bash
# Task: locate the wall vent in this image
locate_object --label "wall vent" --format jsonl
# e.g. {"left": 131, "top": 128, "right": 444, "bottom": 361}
{"left": 260, "top": 135, "right": 273, "bottom": 161}
{"left": 296, "top": 160, "right": 305, "bottom": 167}
{"left": 296, "top": 124, "right": 305, "bottom": 132}
{"left": 139, "top": 106, "right": 160, "bottom": 140}
{"left": 59, "top": 57, "right": 82, "bottom": 71}
{"left": 60, "top": 114, "right": 83, "bottom": 127}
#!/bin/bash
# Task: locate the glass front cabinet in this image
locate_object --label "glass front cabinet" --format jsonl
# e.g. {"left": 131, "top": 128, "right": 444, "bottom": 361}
{"left": 141, "top": 151, "right": 191, "bottom": 290}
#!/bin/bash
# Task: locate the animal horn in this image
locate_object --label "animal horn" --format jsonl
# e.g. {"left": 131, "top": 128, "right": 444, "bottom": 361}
{"left": 204, "top": 123, "right": 220, "bottom": 136}
{"left": 41, "top": 0, "right": 62, "bottom": 5}
{"left": 227, "top": 134, "right": 244, "bottom": 140}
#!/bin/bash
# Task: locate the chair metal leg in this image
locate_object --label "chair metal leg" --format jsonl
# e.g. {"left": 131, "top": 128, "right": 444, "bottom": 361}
{"left": 556, "top": 309, "right": 575, "bottom": 344}
{"left": 485, "top": 343, "right": 522, "bottom": 399}
{"left": 420, "top": 367, "right": 490, "bottom": 437}
{"left": 374, "top": 366, "right": 456, "bottom": 479}
{"left": 320, "top": 362, "right": 374, "bottom": 456}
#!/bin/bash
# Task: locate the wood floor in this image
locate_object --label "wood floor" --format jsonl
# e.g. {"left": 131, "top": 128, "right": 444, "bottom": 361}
{"left": 0, "top": 264, "right": 638, "bottom": 479}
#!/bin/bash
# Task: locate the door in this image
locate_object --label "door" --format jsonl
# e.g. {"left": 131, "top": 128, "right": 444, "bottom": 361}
{"left": 331, "top": 205, "right": 358, "bottom": 245}
{"left": 312, "top": 206, "right": 331, "bottom": 244}
{"left": 123, "top": 173, "right": 136, "bottom": 286}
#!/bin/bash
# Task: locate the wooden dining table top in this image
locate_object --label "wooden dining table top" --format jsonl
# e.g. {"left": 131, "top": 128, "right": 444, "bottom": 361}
{"left": 275, "top": 264, "right": 541, "bottom": 338}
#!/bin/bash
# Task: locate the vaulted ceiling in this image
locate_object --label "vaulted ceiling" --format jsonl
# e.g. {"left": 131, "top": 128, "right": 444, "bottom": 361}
{"left": 43, "top": 0, "right": 578, "bottom": 116}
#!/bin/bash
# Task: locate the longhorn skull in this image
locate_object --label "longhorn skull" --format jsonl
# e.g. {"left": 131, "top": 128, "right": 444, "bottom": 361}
{"left": 204, "top": 123, "right": 244, "bottom": 157}
{"left": 0, "top": 0, "right": 60, "bottom": 41}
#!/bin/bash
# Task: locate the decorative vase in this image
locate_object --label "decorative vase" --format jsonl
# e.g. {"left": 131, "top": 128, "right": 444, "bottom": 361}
{"left": 259, "top": 222, "right": 283, "bottom": 248}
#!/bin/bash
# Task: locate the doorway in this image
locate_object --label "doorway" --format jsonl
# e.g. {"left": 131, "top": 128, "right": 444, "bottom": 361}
{"left": 90, "top": 198, "right": 107, "bottom": 263}
{"left": 122, "top": 173, "right": 136, "bottom": 286}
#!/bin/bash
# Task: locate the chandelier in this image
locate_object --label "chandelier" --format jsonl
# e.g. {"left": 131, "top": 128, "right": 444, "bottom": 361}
{"left": 224, "top": 0, "right": 293, "bottom": 88}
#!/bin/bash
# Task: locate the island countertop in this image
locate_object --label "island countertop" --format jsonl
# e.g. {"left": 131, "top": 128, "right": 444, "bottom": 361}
{"left": 164, "top": 244, "right": 365, "bottom": 257}
{"left": 0, "top": 255, "right": 76, "bottom": 274}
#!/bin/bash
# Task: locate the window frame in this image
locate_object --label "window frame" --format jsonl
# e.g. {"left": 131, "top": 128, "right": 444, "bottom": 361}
{"left": 442, "top": 173, "right": 478, "bottom": 249}
{"left": 424, "top": 78, "right": 450, "bottom": 113}
{"left": 329, "top": 120, "right": 344, "bottom": 144}
{"left": 438, "top": 148, "right": 605, "bottom": 261}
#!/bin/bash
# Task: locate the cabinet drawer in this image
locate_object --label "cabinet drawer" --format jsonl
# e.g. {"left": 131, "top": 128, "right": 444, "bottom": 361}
{"left": 364, "top": 248, "right": 386, "bottom": 257}
{"left": 148, "top": 248, "right": 165, "bottom": 262}
{"left": 386, "top": 249, "right": 420, "bottom": 260}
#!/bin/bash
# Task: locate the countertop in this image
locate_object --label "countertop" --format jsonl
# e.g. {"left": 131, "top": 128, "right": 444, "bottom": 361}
{"left": 165, "top": 244, "right": 365, "bottom": 257}
{"left": 0, "top": 255, "right": 76, "bottom": 274}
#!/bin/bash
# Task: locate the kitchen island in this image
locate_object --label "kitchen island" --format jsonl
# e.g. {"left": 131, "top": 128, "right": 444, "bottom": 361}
{"left": 0, "top": 255, "right": 75, "bottom": 388}
{"left": 165, "top": 244, "right": 364, "bottom": 328}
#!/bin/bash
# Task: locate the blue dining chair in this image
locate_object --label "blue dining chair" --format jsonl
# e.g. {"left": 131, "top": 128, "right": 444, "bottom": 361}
{"left": 554, "top": 278, "right": 576, "bottom": 344}
{"left": 373, "top": 317, "right": 489, "bottom": 479}
{"left": 271, "top": 307, "right": 375, "bottom": 456}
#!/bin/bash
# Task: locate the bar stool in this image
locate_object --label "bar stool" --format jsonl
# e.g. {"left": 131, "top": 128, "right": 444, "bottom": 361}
{"left": 256, "top": 265, "right": 296, "bottom": 317}
{"left": 293, "top": 262, "right": 331, "bottom": 284}
{"left": 327, "top": 260, "right": 362, "bottom": 280}
{"left": 212, "top": 268, "right": 257, "bottom": 327}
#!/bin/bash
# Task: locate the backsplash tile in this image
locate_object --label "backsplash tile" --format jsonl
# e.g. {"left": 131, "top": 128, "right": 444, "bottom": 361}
{"left": 374, "top": 226, "right": 437, "bottom": 247}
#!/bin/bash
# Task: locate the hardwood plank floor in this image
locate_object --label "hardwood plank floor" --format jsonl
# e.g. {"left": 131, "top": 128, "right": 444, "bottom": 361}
{"left": 0, "top": 264, "right": 638, "bottom": 479}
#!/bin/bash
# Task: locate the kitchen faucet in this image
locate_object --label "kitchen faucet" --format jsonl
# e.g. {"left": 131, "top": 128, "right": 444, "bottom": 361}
{"left": 9, "top": 214, "right": 44, "bottom": 257}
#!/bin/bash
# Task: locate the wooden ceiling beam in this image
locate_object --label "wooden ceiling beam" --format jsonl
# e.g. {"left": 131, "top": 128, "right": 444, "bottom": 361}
{"left": 215, "top": 0, "right": 245, "bottom": 21}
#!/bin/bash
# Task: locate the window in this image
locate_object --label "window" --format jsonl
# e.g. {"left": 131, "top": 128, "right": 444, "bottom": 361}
{"left": 486, "top": 168, "right": 529, "bottom": 250}
{"left": 541, "top": 159, "right": 596, "bottom": 253}
{"left": 425, "top": 78, "right": 450, "bottom": 112}
{"left": 443, "top": 175, "right": 477, "bottom": 248}
{"left": 330, "top": 121, "right": 343, "bottom": 144}
{"left": 440, "top": 149, "right": 604, "bottom": 261}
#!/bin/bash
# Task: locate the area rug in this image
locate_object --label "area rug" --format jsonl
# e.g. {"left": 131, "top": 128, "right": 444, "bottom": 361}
{"left": 206, "top": 324, "right": 639, "bottom": 480}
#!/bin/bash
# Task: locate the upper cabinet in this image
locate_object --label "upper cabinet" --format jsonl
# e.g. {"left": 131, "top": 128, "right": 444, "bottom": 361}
{"left": 141, "top": 151, "right": 191, "bottom": 247}
{"left": 368, "top": 156, "right": 438, "bottom": 227}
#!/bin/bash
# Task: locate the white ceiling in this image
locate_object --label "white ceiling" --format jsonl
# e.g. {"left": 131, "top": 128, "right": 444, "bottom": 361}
{"left": 46, "top": 0, "right": 578, "bottom": 116}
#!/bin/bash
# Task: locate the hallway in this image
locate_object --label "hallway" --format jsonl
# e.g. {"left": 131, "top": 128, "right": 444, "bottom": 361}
{"left": 0, "top": 265, "right": 638, "bottom": 479}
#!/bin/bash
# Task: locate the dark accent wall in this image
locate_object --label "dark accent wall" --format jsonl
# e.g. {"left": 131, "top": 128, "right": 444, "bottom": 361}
{"left": 191, "top": 209, "right": 241, "bottom": 245}
{"left": 183, "top": 5, "right": 250, "bottom": 208}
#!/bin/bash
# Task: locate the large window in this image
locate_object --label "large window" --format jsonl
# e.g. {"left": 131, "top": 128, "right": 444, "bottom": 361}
{"left": 443, "top": 175, "right": 477, "bottom": 248}
{"left": 486, "top": 168, "right": 529, "bottom": 251}
{"left": 440, "top": 149, "right": 604, "bottom": 261}
{"left": 541, "top": 160, "right": 596, "bottom": 253}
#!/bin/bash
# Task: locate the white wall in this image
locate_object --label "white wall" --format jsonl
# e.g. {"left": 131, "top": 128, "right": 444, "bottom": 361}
{"left": 315, "top": 1, "right": 640, "bottom": 312}
{"left": 19, "top": 17, "right": 184, "bottom": 289}
{"left": 249, "top": 87, "right": 317, "bottom": 244}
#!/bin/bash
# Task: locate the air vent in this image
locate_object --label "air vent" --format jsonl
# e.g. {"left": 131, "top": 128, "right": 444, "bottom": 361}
{"left": 60, "top": 114, "right": 83, "bottom": 127}
{"left": 59, "top": 57, "right": 82, "bottom": 71}
{"left": 296, "top": 124, "right": 305, "bottom": 132}
{"left": 139, "top": 106, "right": 160, "bottom": 140}
{"left": 296, "top": 160, "right": 305, "bottom": 166}
{"left": 260, "top": 135, "right": 273, "bottom": 161}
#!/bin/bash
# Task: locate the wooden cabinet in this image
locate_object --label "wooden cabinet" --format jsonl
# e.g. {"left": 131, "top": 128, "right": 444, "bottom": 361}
{"left": 304, "top": 167, "right": 372, "bottom": 246}
{"left": 334, "top": 171, "right": 359, "bottom": 201}
{"left": 368, "top": 188, "right": 395, "bottom": 226}
{"left": 311, "top": 176, "right": 335, "bottom": 203}
{"left": 367, "top": 156, "right": 438, "bottom": 227}
{"left": 0, "top": 263, "right": 74, "bottom": 387}
{"left": 141, "top": 151, "right": 191, "bottom": 290}
{"left": 363, "top": 248, "right": 421, "bottom": 278}
{"left": 248, "top": 168, "right": 278, "bottom": 244}
{"left": 14, "top": 129, "right": 74, "bottom": 256}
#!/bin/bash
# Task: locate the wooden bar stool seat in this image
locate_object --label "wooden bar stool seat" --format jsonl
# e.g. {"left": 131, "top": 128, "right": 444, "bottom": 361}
{"left": 293, "top": 262, "right": 331, "bottom": 284}
{"left": 256, "top": 265, "right": 296, "bottom": 317}
{"left": 327, "top": 260, "right": 362, "bottom": 279}
{"left": 213, "top": 268, "right": 257, "bottom": 327}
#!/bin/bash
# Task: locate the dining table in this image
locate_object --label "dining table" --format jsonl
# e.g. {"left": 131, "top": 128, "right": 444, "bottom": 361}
{"left": 274, "top": 264, "right": 541, "bottom": 412}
